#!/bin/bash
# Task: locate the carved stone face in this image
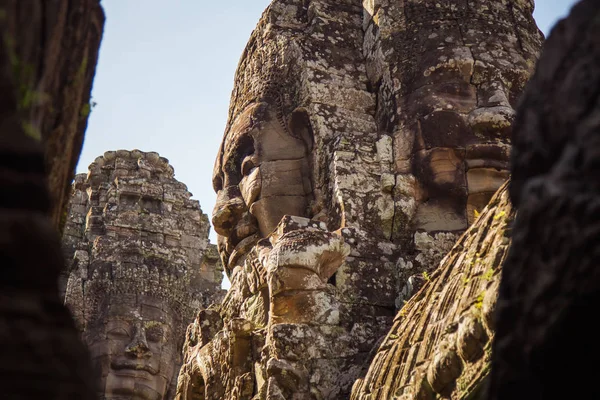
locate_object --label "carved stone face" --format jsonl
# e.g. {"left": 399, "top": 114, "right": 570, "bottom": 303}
{"left": 85, "top": 295, "right": 179, "bottom": 400}
{"left": 212, "top": 102, "right": 313, "bottom": 275}
{"left": 406, "top": 71, "right": 513, "bottom": 232}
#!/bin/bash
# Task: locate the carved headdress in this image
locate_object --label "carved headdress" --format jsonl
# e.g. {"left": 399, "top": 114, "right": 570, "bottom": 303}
{"left": 62, "top": 150, "right": 223, "bottom": 337}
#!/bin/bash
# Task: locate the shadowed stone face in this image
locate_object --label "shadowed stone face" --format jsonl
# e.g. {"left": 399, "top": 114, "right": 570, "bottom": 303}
{"left": 364, "top": 1, "right": 531, "bottom": 235}
{"left": 361, "top": 0, "right": 543, "bottom": 304}
{"left": 212, "top": 102, "right": 314, "bottom": 276}
{"left": 408, "top": 78, "right": 513, "bottom": 232}
{"left": 87, "top": 296, "right": 179, "bottom": 400}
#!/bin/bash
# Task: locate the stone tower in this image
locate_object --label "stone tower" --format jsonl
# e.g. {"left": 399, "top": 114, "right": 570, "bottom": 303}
{"left": 62, "top": 149, "right": 224, "bottom": 400}
{"left": 175, "top": 0, "right": 542, "bottom": 399}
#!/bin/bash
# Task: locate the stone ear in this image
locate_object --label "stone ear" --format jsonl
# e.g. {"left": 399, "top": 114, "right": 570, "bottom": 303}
{"left": 289, "top": 108, "right": 314, "bottom": 151}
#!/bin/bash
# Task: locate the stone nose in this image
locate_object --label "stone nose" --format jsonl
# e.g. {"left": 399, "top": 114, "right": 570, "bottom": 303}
{"left": 125, "top": 326, "right": 151, "bottom": 359}
{"left": 212, "top": 185, "right": 248, "bottom": 237}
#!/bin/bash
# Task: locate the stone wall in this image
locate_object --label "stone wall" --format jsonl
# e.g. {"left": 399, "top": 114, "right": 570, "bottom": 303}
{"left": 62, "top": 150, "right": 224, "bottom": 399}
{"left": 0, "top": 0, "right": 105, "bottom": 231}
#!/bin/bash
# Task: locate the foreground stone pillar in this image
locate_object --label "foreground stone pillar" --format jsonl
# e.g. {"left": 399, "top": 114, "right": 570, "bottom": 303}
{"left": 490, "top": 1, "right": 600, "bottom": 398}
{"left": 63, "top": 150, "right": 224, "bottom": 400}
{"left": 0, "top": 2, "right": 104, "bottom": 398}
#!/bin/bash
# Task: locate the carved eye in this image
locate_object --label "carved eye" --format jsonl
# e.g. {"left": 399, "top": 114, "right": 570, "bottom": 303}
{"left": 289, "top": 108, "right": 314, "bottom": 151}
{"left": 107, "top": 327, "right": 130, "bottom": 338}
{"left": 233, "top": 135, "right": 255, "bottom": 177}
{"left": 241, "top": 156, "right": 256, "bottom": 177}
{"left": 145, "top": 325, "right": 165, "bottom": 343}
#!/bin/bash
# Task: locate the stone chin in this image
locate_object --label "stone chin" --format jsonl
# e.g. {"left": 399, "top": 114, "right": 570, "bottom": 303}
{"left": 102, "top": 355, "right": 172, "bottom": 400}
{"left": 104, "top": 374, "right": 164, "bottom": 400}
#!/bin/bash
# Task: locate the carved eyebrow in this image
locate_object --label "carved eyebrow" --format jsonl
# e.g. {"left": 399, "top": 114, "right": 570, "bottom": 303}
{"left": 223, "top": 135, "right": 255, "bottom": 179}
{"left": 212, "top": 172, "right": 224, "bottom": 192}
{"left": 106, "top": 321, "right": 132, "bottom": 336}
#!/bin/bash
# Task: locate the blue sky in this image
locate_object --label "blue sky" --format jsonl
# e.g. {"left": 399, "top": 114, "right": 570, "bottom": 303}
{"left": 81, "top": 0, "right": 579, "bottom": 287}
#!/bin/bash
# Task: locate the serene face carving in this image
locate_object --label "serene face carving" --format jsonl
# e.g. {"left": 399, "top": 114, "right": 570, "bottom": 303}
{"left": 86, "top": 295, "right": 180, "bottom": 400}
{"left": 407, "top": 70, "right": 514, "bottom": 232}
{"left": 212, "top": 102, "right": 313, "bottom": 275}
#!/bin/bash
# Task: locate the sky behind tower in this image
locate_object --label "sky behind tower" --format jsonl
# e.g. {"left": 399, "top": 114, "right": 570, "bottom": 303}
{"left": 81, "top": 0, "right": 579, "bottom": 288}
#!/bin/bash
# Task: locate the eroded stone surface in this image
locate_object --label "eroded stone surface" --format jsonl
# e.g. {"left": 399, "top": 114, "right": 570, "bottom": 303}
{"left": 351, "top": 183, "right": 512, "bottom": 399}
{"left": 177, "top": 1, "right": 542, "bottom": 399}
{"left": 0, "top": 0, "right": 106, "bottom": 232}
{"left": 62, "top": 150, "right": 224, "bottom": 400}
